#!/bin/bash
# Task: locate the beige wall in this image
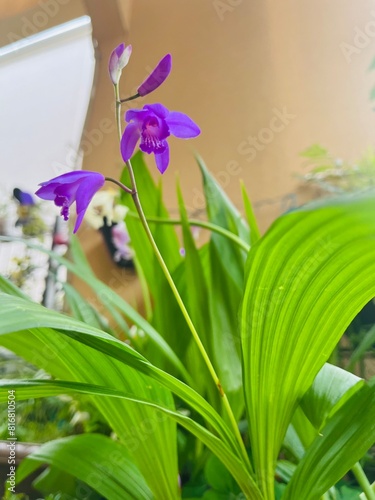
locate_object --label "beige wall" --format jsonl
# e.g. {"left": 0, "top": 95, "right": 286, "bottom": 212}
{"left": 116, "top": 0, "right": 375, "bottom": 226}
{"left": 1, "top": 0, "right": 375, "bottom": 303}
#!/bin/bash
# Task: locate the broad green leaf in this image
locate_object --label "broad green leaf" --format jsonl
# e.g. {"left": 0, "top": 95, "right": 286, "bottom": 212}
{"left": 206, "top": 241, "right": 244, "bottom": 418}
{"left": 0, "top": 235, "right": 191, "bottom": 384}
{"left": 0, "top": 294, "right": 178, "bottom": 499}
{"left": 283, "top": 406, "right": 317, "bottom": 461}
{"left": 0, "top": 293, "right": 241, "bottom": 461}
{"left": 69, "top": 234, "right": 131, "bottom": 336}
{"left": 62, "top": 281, "right": 113, "bottom": 333}
{"left": 283, "top": 379, "right": 375, "bottom": 500}
{"left": 16, "top": 434, "right": 153, "bottom": 500}
{"left": 176, "top": 182, "right": 216, "bottom": 403}
{"left": 283, "top": 423, "right": 305, "bottom": 462}
{"left": 197, "top": 154, "right": 249, "bottom": 290}
{"left": 275, "top": 460, "right": 296, "bottom": 484}
{"left": 300, "top": 363, "right": 363, "bottom": 431}
{"left": 0, "top": 379, "right": 262, "bottom": 499}
{"left": 31, "top": 467, "right": 77, "bottom": 498}
{"left": 204, "top": 454, "right": 243, "bottom": 497}
{"left": 197, "top": 155, "right": 249, "bottom": 241}
{"left": 241, "top": 193, "right": 375, "bottom": 498}
{"left": 197, "top": 156, "right": 248, "bottom": 416}
{"left": 0, "top": 274, "right": 30, "bottom": 299}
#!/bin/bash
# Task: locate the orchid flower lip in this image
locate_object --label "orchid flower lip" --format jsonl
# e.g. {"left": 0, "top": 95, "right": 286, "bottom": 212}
{"left": 120, "top": 103, "right": 200, "bottom": 174}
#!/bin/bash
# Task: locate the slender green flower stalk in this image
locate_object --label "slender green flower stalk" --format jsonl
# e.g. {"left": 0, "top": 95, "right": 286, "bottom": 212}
{"left": 114, "top": 84, "right": 122, "bottom": 142}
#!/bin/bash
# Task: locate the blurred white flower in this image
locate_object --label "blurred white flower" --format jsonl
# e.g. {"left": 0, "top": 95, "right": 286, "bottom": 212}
{"left": 85, "top": 190, "right": 128, "bottom": 229}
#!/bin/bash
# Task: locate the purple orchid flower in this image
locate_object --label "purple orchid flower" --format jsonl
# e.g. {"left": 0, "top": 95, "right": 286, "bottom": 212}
{"left": 35, "top": 171, "right": 105, "bottom": 233}
{"left": 137, "top": 54, "right": 172, "bottom": 97}
{"left": 109, "top": 43, "right": 132, "bottom": 85}
{"left": 13, "top": 188, "right": 34, "bottom": 205}
{"left": 120, "top": 103, "right": 200, "bottom": 174}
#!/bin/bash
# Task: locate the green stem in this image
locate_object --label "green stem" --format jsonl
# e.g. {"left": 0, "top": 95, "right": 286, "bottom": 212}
{"left": 114, "top": 84, "right": 122, "bottom": 142}
{"left": 119, "top": 93, "right": 140, "bottom": 103}
{"left": 127, "top": 212, "right": 250, "bottom": 253}
{"left": 133, "top": 255, "right": 153, "bottom": 322}
{"left": 104, "top": 177, "right": 133, "bottom": 195}
{"left": 352, "top": 462, "right": 375, "bottom": 500}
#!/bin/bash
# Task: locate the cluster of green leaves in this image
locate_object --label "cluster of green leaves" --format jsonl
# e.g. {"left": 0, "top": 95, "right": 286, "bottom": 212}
{"left": 1, "top": 152, "right": 375, "bottom": 499}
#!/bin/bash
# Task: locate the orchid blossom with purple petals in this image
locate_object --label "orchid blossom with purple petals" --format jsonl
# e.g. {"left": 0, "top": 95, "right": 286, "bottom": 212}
{"left": 109, "top": 43, "right": 132, "bottom": 85}
{"left": 120, "top": 103, "right": 200, "bottom": 173}
{"left": 137, "top": 54, "right": 172, "bottom": 97}
{"left": 35, "top": 171, "right": 105, "bottom": 233}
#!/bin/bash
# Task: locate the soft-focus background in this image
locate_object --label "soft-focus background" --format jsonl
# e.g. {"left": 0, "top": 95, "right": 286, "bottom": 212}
{"left": 1, "top": 0, "right": 375, "bottom": 298}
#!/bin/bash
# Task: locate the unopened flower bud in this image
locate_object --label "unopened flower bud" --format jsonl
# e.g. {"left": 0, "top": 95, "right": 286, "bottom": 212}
{"left": 109, "top": 43, "right": 132, "bottom": 85}
{"left": 137, "top": 54, "right": 172, "bottom": 96}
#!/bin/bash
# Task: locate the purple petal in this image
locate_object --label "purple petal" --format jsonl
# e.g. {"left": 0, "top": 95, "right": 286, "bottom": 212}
{"left": 137, "top": 54, "right": 172, "bottom": 96}
{"left": 74, "top": 210, "right": 86, "bottom": 234}
{"left": 74, "top": 174, "right": 105, "bottom": 233}
{"left": 120, "top": 122, "right": 141, "bottom": 161}
{"left": 125, "top": 108, "right": 149, "bottom": 124}
{"left": 38, "top": 171, "right": 98, "bottom": 187}
{"left": 166, "top": 112, "right": 201, "bottom": 138}
{"left": 18, "top": 191, "right": 34, "bottom": 205}
{"left": 144, "top": 103, "right": 169, "bottom": 119}
{"left": 35, "top": 171, "right": 101, "bottom": 201}
{"left": 115, "top": 43, "right": 125, "bottom": 58}
{"left": 35, "top": 171, "right": 105, "bottom": 232}
{"left": 119, "top": 45, "right": 132, "bottom": 68}
{"left": 154, "top": 144, "right": 170, "bottom": 174}
{"left": 35, "top": 182, "right": 60, "bottom": 200}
